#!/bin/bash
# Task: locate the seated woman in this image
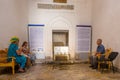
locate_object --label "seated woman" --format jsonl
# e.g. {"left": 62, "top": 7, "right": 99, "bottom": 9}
{"left": 8, "top": 37, "right": 26, "bottom": 72}
{"left": 21, "top": 41, "right": 36, "bottom": 65}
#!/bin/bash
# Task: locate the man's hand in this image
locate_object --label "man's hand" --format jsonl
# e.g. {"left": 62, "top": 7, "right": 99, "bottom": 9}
{"left": 95, "top": 52, "right": 101, "bottom": 57}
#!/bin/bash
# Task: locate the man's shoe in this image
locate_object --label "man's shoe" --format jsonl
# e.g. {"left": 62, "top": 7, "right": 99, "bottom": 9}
{"left": 92, "top": 67, "right": 97, "bottom": 69}
{"left": 89, "top": 65, "right": 93, "bottom": 67}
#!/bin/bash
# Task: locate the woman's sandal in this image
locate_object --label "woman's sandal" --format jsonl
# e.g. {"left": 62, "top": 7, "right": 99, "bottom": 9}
{"left": 18, "top": 69, "right": 26, "bottom": 73}
{"left": 18, "top": 70, "right": 25, "bottom": 73}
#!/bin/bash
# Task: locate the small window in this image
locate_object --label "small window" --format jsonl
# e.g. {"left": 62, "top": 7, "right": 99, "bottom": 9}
{"left": 53, "top": 0, "right": 67, "bottom": 3}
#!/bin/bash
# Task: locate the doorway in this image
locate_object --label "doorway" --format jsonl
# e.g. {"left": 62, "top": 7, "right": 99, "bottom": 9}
{"left": 52, "top": 30, "right": 69, "bottom": 59}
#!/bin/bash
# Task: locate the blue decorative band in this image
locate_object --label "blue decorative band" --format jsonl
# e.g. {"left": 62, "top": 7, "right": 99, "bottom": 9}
{"left": 28, "top": 24, "right": 45, "bottom": 26}
{"left": 76, "top": 25, "right": 91, "bottom": 27}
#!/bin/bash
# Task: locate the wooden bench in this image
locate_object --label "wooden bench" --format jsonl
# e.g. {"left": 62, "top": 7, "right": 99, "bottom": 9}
{"left": 0, "top": 49, "right": 16, "bottom": 75}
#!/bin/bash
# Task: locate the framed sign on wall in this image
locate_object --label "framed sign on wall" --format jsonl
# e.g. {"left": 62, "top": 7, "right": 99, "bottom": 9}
{"left": 28, "top": 24, "right": 44, "bottom": 52}
{"left": 76, "top": 25, "right": 92, "bottom": 60}
{"left": 28, "top": 24, "right": 45, "bottom": 60}
{"left": 53, "top": 0, "right": 67, "bottom": 3}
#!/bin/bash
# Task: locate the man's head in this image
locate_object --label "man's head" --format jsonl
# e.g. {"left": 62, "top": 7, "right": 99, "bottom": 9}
{"left": 96, "top": 39, "right": 102, "bottom": 46}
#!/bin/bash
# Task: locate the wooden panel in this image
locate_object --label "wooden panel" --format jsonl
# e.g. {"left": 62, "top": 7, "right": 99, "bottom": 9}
{"left": 53, "top": 42, "right": 64, "bottom": 46}
{"left": 55, "top": 55, "right": 68, "bottom": 61}
{"left": 53, "top": 0, "right": 67, "bottom": 3}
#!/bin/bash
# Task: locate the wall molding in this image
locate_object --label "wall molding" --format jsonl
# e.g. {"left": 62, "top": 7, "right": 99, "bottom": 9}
{"left": 37, "top": 3, "right": 74, "bottom": 10}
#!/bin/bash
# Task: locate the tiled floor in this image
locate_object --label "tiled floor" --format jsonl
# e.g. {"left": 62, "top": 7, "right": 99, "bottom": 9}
{"left": 0, "top": 63, "right": 120, "bottom": 80}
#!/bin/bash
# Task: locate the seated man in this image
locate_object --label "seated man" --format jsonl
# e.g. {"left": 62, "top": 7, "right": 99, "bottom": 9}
{"left": 89, "top": 39, "right": 105, "bottom": 69}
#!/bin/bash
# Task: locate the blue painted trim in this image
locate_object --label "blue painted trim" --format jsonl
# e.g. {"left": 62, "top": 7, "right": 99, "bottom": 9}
{"left": 28, "top": 24, "right": 45, "bottom": 26}
{"left": 76, "top": 25, "right": 91, "bottom": 27}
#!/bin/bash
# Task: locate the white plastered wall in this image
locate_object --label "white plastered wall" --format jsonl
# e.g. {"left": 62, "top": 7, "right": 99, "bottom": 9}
{"left": 0, "top": 0, "right": 28, "bottom": 48}
{"left": 92, "top": 0, "right": 120, "bottom": 68}
{"left": 28, "top": 0, "right": 92, "bottom": 59}
{"left": 1, "top": 0, "right": 120, "bottom": 68}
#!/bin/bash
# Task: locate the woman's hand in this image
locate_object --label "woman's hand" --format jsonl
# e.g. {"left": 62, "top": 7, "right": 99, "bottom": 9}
{"left": 16, "top": 47, "right": 23, "bottom": 55}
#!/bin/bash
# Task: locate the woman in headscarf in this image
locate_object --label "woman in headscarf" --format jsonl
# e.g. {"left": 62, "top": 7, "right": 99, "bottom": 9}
{"left": 8, "top": 36, "right": 26, "bottom": 72}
